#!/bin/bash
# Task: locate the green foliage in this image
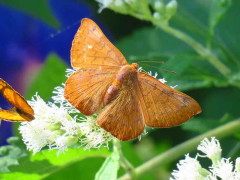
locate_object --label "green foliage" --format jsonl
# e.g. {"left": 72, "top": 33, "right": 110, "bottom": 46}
{"left": 0, "top": 137, "right": 27, "bottom": 173}
{"left": 209, "top": 0, "right": 232, "bottom": 34}
{"left": 26, "top": 54, "right": 67, "bottom": 101}
{"left": 0, "top": 138, "right": 109, "bottom": 180}
{"left": 0, "top": 0, "right": 60, "bottom": 28}
{"left": 95, "top": 149, "right": 120, "bottom": 180}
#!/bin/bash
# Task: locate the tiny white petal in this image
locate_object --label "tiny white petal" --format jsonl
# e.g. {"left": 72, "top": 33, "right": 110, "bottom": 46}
{"left": 170, "top": 85, "right": 178, "bottom": 89}
{"left": 52, "top": 84, "right": 79, "bottom": 114}
{"left": 171, "top": 154, "right": 206, "bottom": 180}
{"left": 80, "top": 116, "right": 114, "bottom": 150}
{"left": 210, "top": 158, "right": 235, "bottom": 180}
{"left": 197, "top": 137, "right": 222, "bottom": 164}
{"left": 65, "top": 68, "right": 76, "bottom": 77}
{"left": 159, "top": 78, "right": 167, "bottom": 84}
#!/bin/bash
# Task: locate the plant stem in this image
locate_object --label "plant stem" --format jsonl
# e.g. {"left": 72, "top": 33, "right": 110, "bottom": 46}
{"left": 151, "top": 20, "right": 230, "bottom": 76}
{"left": 118, "top": 118, "right": 240, "bottom": 180}
{"left": 114, "top": 139, "right": 136, "bottom": 179}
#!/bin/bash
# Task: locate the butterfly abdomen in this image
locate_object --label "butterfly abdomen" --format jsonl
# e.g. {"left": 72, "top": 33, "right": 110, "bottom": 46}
{"left": 103, "top": 64, "right": 138, "bottom": 106}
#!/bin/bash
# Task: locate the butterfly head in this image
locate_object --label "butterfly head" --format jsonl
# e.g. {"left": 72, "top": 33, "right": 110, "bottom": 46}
{"left": 130, "top": 63, "right": 139, "bottom": 71}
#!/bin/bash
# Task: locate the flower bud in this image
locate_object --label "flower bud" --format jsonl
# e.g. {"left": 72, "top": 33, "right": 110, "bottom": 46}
{"left": 165, "top": 0, "right": 177, "bottom": 19}
{"left": 153, "top": 1, "right": 165, "bottom": 13}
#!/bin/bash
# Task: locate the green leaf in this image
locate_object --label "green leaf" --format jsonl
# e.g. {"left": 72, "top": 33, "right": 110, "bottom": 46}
{"left": 117, "top": 27, "right": 231, "bottom": 91}
{"left": 0, "top": 137, "right": 28, "bottom": 173}
{"left": 182, "top": 114, "right": 234, "bottom": 133}
{"left": 95, "top": 150, "right": 120, "bottom": 180}
{"left": 209, "top": 0, "right": 232, "bottom": 33}
{"left": 229, "top": 72, "right": 240, "bottom": 88}
{"left": 117, "top": 27, "right": 190, "bottom": 59}
{"left": 0, "top": 145, "right": 109, "bottom": 180}
{"left": 161, "top": 53, "right": 196, "bottom": 79}
{"left": 0, "top": 0, "right": 60, "bottom": 28}
{"left": 26, "top": 54, "right": 67, "bottom": 101}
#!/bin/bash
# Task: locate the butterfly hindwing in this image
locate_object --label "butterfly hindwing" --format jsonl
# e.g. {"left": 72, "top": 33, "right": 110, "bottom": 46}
{"left": 137, "top": 72, "right": 201, "bottom": 127}
{"left": 97, "top": 74, "right": 145, "bottom": 141}
{"left": 0, "top": 109, "right": 32, "bottom": 122}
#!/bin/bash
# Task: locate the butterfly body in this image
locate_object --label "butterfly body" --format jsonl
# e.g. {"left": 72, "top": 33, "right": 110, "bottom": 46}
{"left": 64, "top": 18, "right": 202, "bottom": 141}
{"left": 104, "top": 63, "right": 138, "bottom": 105}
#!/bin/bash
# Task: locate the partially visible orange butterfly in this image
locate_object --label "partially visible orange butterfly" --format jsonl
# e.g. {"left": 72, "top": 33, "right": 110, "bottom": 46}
{"left": 64, "top": 18, "right": 202, "bottom": 141}
{"left": 0, "top": 78, "right": 34, "bottom": 122}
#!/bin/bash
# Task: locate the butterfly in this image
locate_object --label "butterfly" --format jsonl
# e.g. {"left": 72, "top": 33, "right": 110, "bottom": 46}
{"left": 64, "top": 18, "right": 202, "bottom": 141}
{"left": 0, "top": 78, "right": 34, "bottom": 122}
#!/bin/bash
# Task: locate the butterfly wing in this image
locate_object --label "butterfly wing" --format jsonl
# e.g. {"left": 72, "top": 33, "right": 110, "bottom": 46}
{"left": 97, "top": 74, "right": 145, "bottom": 141}
{"left": 0, "top": 109, "right": 33, "bottom": 122}
{"left": 137, "top": 72, "right": 201, "bottom": 127}
{"left": 71, "top": 18, "right": 128, "bottom": 70}
{"left": 0, "top": 78, "right": 34, "bottom": 121}
{"left": 0, "top": 78, "right": 34, "bottom": 116}
{"left": 64, "top": 69, "right": 116, "bottom": 115}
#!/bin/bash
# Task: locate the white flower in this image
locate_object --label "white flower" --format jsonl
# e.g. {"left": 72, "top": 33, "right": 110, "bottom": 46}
{"left": 210, "top": 158, "right": 235, "bottom": 180}
{"left": 80, "top": 116, "right": 115, "bottom": 150}
{"left": 170, "top": 85, "right": 178, "bottom": 89}
{"left": 171, "top": 138, "right": 240, "bottom": 180}
{"left": 19, "top": 94, "right": 81, "bottom": 154}
{"left": 52, "top": 84, "right": 79, "bottom": 114}
{"left": 171, "top": 154, "right": 207, "bottom": 180}
{"left": 50, "top": 135, "right": 79, "bottom": 153}
{"left": 197, "top": 137, "right": 222, "bottom": 165}
{"left": 65, "top": 68, "right": 76, "bottom": 77}
{"left": 147, "top": 71, "right": 158, "bottom": 78}
{"left": 159, "top": 78, "right": 167, "bottom": 84}
{"left": 206, "top": 173, "right": 218, "bottom": 180}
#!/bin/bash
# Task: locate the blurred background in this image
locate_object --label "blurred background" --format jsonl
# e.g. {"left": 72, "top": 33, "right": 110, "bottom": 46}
{"left": 0, "top": 0, "right": 240, "bottom": 179}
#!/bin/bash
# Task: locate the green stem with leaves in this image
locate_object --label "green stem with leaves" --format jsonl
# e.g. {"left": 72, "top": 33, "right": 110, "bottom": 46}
{"left": 118, "top": 118, "right": 240, "bottom": 180}
{"left": 125, "top": 3, "right": 231, "bottom": 76}
{"left": 114, "top": 139, "right": 136, "bottom": 179}
{"left": 150, "top": 19, "right": 230, "bottom": 76}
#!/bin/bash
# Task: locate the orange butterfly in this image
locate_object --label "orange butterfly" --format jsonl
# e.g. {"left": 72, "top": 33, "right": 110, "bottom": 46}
{"left": 0, "top": 78, "right": 34, "bottom": 122}
{"left": 64, "top": 18, "right": 202, "bottom": 141}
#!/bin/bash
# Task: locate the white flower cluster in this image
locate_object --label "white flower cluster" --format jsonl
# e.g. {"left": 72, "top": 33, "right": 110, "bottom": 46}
{"left": 19, "top": 69, "right": 114, "bottom": 154}
{"left": 171, "top": 137, "right": 240, "bottom": 180}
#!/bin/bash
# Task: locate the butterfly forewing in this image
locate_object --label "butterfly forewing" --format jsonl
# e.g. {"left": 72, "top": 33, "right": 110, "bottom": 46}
{"left": 137, "top": 72, "right": 201, "bottom": 127}
{"left": 64, "top": 69, "right": 116, "bottom": 115}
{"left": 0, "top": 78, "right": 34, "bottom": 122}
{"left": 71, "top": 18, "right": 128, "bottom": 70}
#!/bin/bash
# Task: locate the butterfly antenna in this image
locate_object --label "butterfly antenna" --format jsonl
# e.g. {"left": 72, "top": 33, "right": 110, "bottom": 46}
{"left": 137, "top": 61, "right": 165, "bottom": 64}
{"left": 142, "top": 64, "right": 176, "bottom": 74}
